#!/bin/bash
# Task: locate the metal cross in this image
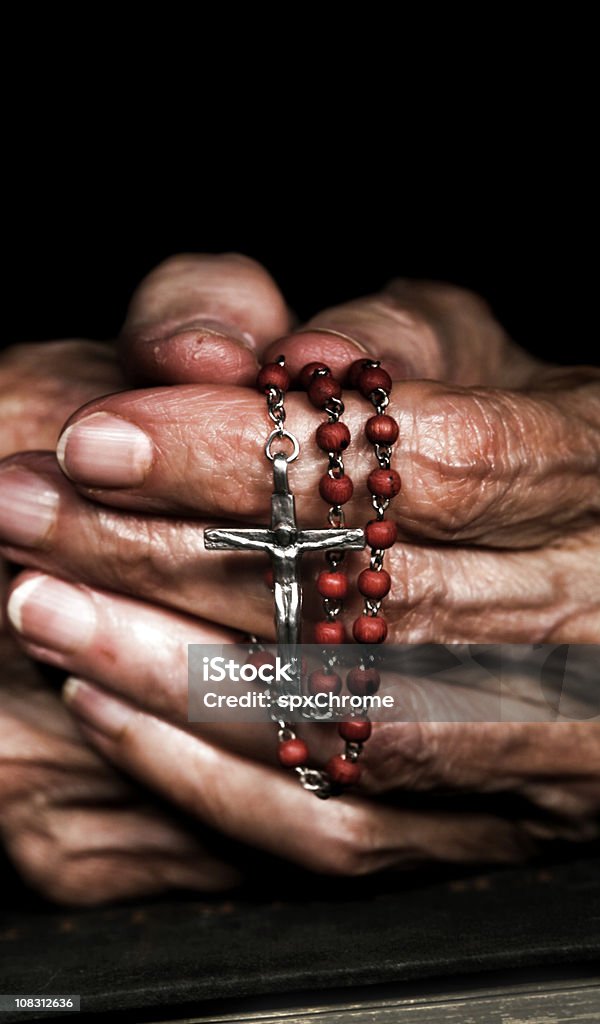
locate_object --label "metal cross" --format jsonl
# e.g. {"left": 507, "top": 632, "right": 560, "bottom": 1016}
{"left": 204, "top": 453, "right": 365, "bottom": 687}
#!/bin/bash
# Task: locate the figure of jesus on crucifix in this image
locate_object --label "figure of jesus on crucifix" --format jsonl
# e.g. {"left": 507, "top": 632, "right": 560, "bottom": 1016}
{"left": 204, "top": 452, "right": 365, "bottom": 693}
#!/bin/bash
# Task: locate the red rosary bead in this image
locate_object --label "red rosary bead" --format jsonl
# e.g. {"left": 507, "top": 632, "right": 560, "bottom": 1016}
{"left": 263, "top": 566, "right": 274, "bottom": 589}
{"left": 316, "top": 421, "right": 351, "bottom": 452}
{"left": 338, "top": 719, "right": 372, "bottom": 742}
{"left": 319, "top": 473, "right": 354, "bottom": 505}
{"left": 314, "top": 620, "right": 346, "bottom": 644}
{"left": 345, "top": 359, "right": 371, "bottom": 389}
{"left": 298, "top": 361, "right": 330, "bottom": 390}
{"left": 358, "top": 365, "right": 392, "bottom": 398}
{"left": 365, "top": 518, "right": 398, "bottom": 549}
{"left": 308, "top": 375, "right": 343, "bottom": 409}
{"left": 365, "top": 414, "right": 399, "bottom": 445}
{"left": 317, "top": 570, "right": 349, "bottom": 599}
{"left": 346, "top": 666, "right": 381, "bottom": 696}
{"left": 367, "top": 468, "right": 402, "bottom": 498}
{"left": 353, "top": 614, "right": 388, "bottom": 643}
{"left": 326, "top": 755, "right": 361, "bottom": 786}
{"left": 278, "top": 738, "right": 309, "bottom": 767}
{"left": 256, "top": 362, "right": 291, "bottom": 393}
{"left": 357, "top": 568, "right": 391, "bottom": 599}
{"left": 308, "top": 670, "right": 342, "bottom": 696}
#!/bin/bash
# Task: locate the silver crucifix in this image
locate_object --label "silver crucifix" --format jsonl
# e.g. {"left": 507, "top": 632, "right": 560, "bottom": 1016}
{"left": 204, "top": 452, "right": 365, "bottom": 694}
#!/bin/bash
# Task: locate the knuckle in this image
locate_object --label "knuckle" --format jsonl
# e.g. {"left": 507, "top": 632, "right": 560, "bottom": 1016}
{"left": 312, "top": 806, "right": 378, "bottom": 876}
{"left": 384, "top": 548, "right": 447, "bottom": 643}
{"left": 22, "top": 851, "right": 113, "bottom": 906}
{"left": 102, "top": 519, "right": 174, "bottom": 596}
{"left": 404, "top": 389, "right": 512, "bottom": 537}
{"left": 0, "top": 342, "right": 120, "bottom": 457}
{"left": 5, "top": 826, "right": 73, "bottom": 904}
{"left": 369, "top": 722, "right": 441, "bottom": 789}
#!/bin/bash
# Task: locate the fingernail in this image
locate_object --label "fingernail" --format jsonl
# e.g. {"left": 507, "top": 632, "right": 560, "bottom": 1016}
{"left": 63, "top": 676, "right": 134, "bottom": 738}
{"left": 57, "top": 412, "right": 154, "bottom": 487}
{"left": 138, "top": 318, "right": 256, "bottom": 352}
{"left": 173, "top": 318, "right": 256, "bottom": 350}
{"left": 8, "top": 575, "right": 96, "bottom": 653}
{"left": 0, "top": 467, "right": 59, "bottom": 546}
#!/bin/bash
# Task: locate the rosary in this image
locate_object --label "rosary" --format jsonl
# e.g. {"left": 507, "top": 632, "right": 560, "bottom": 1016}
{"left": 205, "top": 356, "right": 400, "bottom": 798}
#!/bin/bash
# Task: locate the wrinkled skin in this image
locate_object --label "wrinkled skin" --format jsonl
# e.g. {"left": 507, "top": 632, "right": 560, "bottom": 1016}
{"left": 1, "top": 255, "right": 599, "bottom": 904}
{"left": 0, "top": 341, "right": 240, "bottom": 903}
{"left": 0, "top": 623, "right": 240, "bottom": 904}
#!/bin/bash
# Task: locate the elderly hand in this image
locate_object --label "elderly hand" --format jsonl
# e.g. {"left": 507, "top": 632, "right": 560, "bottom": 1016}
{"left": 2, "top": 254, "right": 597, "bottom": 643}
{"left": 1, "top": 254, "right": 598, "bottom": 889}
{"left": 0, "top": 330, "right": 241, "bottom": 904}
{"left": 0, "top": 599, "right": 240, "bottom": 905}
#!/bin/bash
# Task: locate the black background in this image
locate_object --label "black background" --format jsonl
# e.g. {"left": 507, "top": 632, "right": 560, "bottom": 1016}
{"left": 3, "top": 159, "right": 596, "bottom": 366}
{"left": 3, "top": 18, "right": 596, "bottom": 366}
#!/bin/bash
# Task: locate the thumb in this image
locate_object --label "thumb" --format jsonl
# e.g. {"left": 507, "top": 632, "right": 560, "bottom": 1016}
{"left": 119, "top": 252, "right": 292, "bottom": 387}
{"left": 264, "top": 279, "right": 540, "bottom": 387}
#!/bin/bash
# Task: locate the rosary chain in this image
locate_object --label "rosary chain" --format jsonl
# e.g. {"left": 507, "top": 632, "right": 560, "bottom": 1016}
{"left": 359, "top": 363, "right": 398, "bottom": 628}
{"left": 251, "top": 357, "right": 390, "bottom": 798}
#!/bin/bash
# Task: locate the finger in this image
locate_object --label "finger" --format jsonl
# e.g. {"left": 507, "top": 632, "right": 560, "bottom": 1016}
{"left": 3, "top": 566, "right": 345, "bottom": 770}
{"left": 63, "top": 677, "right": 537, "bottom": 872}
{"left": 1, "top": 461, "right": 598, "bottom": 644}
{"left": 50, "top": 374, "right": 600, "bottom": 545}
{"left": 4, "top": 607, "right": 599, "bottom": 847}
{"left": 264, "top": 280, "right": 541, "bottom": 386}
{"left": 0, "top": 682, "right": 240, "bottom": 904}
{"left": 0, "top": 674, "right": 134, "bottom": 801}
{"left": 369, "top": 719, "right": 600, "bottom": 794}
{"left": 8, "top": 567, "right": 598, "bottom": 811}
{"left": 119, "top": 253, "right": 292, "bottom": 386}
{"left": 7, "top": 566, "right": 600, "bottom": 793}
{"left": 0, "top": 454, "right": 280, "bottom": 639}
{"left": 3, "top": 780, "right": 240, "bottom": 905}
{"left": 4, "top": 566, "right": 261, "bottom": 745}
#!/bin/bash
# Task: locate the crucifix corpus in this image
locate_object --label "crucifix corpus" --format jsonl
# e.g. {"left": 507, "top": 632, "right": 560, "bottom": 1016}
{"left": 204, "top": 451, "right": 365, "bottom": 693}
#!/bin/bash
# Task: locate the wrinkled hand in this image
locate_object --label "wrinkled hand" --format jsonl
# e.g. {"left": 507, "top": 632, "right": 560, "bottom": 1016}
{"left": 11, "top": 588, "right": 600, "bottom": 877}
{"left": 0, "top": 608, "right": 239, "bottom": 905}
{"left": 0, "top": 335, "right": 240, "bottom": 903}
{"left": 0, "top": 338, "right": 122, "bottom": 459}
{"left": 1, "top": 254, "right": 599, "bottom": 886}
{"left": 2, "top": 255, "right": 598, "bottom": 642}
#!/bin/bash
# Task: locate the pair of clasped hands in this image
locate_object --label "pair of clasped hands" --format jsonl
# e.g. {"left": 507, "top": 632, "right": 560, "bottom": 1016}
{"left": 0, "top": 254, "right": 599, "bottom": 905}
